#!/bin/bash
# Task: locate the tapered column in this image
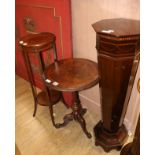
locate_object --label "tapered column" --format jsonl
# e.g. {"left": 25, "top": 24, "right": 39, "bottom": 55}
{"left": 92, "top": 18, "right": 140, "bottom": 152}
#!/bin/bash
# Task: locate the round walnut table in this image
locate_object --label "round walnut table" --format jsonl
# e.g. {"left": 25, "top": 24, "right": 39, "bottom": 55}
{"left": 43, "top": 58, "right": 99, "bottom": 138}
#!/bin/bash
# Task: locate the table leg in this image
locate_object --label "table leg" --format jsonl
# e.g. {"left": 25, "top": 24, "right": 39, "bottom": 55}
{"left": 52, "top": 92, "right": 87, "bottom": 128}
{"left": 46, "top": 88, "right": 62, "bottom": 128}
{"left": 33, "top": 98, "right": 38, "bottom": 117}
{"left": 73, "top": 92, "right": 92, "bottom": 139}
{"left": 22, "top": 50, "right": 38, "bottom": 117}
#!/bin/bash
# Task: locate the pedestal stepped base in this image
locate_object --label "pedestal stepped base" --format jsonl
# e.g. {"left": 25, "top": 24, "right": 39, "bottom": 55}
{"left": 94, "top": 121, "right": 128, "bottom": 152}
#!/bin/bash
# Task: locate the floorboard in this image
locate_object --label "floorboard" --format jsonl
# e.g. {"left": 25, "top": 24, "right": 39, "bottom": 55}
{"left": 15, "top": 75, "right": 131, "bottom": 155}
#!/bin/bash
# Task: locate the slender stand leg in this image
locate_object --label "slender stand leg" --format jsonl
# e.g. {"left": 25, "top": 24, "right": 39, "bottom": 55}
{"left": 26, "top": 53, "right": 38, "bottom": 117}
{"left": 32, "top": 52, "right": 46, "bottom": 117}
{"left": 73, "top": 91, "right": 92, "bottom": 139}
{"left": 45, "top": 87, "right": 63, "bottom": 128}
{"left": 39, "top": 52, "right": 62, "bottom": 128}
{"left": 21, "top": 49, "right": 38, "bottom": 117}
{"left": 33, "top": 98, "right": 38, "bottom": 117}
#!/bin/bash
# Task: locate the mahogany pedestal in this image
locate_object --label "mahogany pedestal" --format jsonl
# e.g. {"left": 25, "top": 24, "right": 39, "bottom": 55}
{"left": 92, "top": 18, "right": 140, "bottom": 152}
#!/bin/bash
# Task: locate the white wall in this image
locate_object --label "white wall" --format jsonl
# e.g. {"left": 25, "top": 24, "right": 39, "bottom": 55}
{"left": 71, "top": 0, "right": 140, "bottom": 134}
{"left": 124, "top": 64, "right": 140, "bottom": 135}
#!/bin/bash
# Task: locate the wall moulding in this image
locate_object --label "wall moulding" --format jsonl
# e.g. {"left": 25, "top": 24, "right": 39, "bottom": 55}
{"left": 16, "top": 4, "right": 64, "bottom": 58}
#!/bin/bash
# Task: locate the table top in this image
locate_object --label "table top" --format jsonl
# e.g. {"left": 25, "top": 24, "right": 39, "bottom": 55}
{"left": 44, "top": 58, "right": 99, "bottom": 92}
{"left": 19, "top": 32, "right": 56, "bottom": 52}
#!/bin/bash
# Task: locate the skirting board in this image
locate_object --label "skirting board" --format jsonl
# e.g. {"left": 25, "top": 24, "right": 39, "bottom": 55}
{"left": 79, "top": 93, "right": 101, "bottom": 120}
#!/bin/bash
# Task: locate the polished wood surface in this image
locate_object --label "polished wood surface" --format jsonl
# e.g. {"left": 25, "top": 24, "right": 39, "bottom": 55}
{"left": 93, "top": 18, "right": 140, "bottom": 37}
{"left": 93, "top": 18, "right": 140, "bottom": 152}
{"left": 97, "top": 55, "right": 134, "bottom": 131}
{"left": 37, "top": 90, "right": 61, "bottom": 106}
{"left": 44, "top": 58, "right": 99, "bottom": 92}
{"left": 16, "top": 75, "right": 127, "bottom": 155}
{"left": 19, "top": 32, "right": 56, "bottom": 52}
{"left": 19, "top": 32, "right": 61, "bottom": 117}
{"left": 94, "top": 121, "right": 127, "bottom": 152}
{"left": 44, "top": 58, "right": 99, "bottom": 138}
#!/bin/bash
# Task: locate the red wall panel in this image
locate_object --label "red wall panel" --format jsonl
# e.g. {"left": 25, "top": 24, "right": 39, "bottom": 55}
{"left": 15, "top": 0, "right": 73, "bottom": 106}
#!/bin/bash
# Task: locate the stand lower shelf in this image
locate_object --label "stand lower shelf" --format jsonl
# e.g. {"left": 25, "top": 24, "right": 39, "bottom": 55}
{"left": 37, "top": 90, "right": 61, "bottom": 106}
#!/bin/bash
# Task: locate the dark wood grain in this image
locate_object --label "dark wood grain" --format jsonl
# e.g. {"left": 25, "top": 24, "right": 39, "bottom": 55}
{"left": 93, "top": 18, "right": 140, "bottom": 152}
{"left": 19, "top": 32, "right": 56, "bottom": 52}
{"left": 94, "top": 121, "right": 127, "bottom": 152}
{"left": 19, "top": 32, "right": 61, "bottom": 117}
{"left": 98, "top": 55, "right": 134, "bottom": 132}
{"left": 93, "top": 18, "right": 140, "bottom": 38}
{"left": 37, "top": 90, "right": 61, "bottom": 106}
{"left": 44, "top": 58, "right": 99, "bottom": 138}
{"left": 44, "top": 58, "right": 99, "bottom": 92}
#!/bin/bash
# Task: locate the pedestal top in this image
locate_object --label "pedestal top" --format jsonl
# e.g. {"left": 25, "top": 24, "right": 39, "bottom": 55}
{"left": 92, "top": 18, "right": 140, "bottom": 38}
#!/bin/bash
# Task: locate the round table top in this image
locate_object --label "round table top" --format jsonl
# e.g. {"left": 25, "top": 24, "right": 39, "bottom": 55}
{"left": 44, "top": 58, "right": 99, "bottom": 92}
{"left": 19, "top": 32, "right": 56, "bottom": 52}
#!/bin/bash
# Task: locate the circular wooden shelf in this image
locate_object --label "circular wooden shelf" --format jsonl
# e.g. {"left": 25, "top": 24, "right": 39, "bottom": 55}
{"left": 37, "top": 90, "right": 61, "bottom": 106}
{"left": 19, "top": 32, "right": 56, "bottom": 52}
{"left": 44, "top": 58, "right": 99, "bottom": 92}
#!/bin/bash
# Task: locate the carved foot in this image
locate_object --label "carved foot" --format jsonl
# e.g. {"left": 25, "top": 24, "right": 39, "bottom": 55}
{"left": 33, "top": 101, "right": 37, "bottom": 117}
{"left": 50, "top": 112, "right": 74, "bottom": 129}
{"left": 54, "top": 123, "right": 64, "bottom": 129}
{"left": 80, "top": 108, "right": 87, "bottom": 116}
{"left": 74, "top": 113, "right": 92, "bottom": 139}
{"left": 59, "top": 112, "right": 74, "bottom": 127}
{"left": 53, "top": 107, "right": 87, "bottom": 129}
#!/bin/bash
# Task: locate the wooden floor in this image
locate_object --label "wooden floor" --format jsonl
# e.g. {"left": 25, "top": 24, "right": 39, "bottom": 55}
{"left": 16, "top": 75, "right": 128, "bottom": 155}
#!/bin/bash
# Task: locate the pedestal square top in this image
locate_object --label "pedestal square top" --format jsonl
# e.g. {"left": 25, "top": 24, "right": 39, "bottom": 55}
{"left": 92, "top": 18, "right": 140, "bottom": 38}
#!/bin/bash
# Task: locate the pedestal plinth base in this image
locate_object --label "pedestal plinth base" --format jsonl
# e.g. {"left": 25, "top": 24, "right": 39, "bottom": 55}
{"left": 94, "top": 121, "right": 128, "bottom": 152}
{"left": 120, "top": 143, "right": 132, "bottom": 155}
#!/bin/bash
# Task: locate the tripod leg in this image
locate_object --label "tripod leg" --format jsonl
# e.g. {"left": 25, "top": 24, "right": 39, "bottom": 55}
{"left": 73, "top": 92, "right": 92, "bottom": 139}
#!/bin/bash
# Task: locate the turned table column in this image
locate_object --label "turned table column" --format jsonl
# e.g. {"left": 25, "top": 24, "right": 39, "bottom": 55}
{"left": 92, "top": 18, "right": 140, "bottom": 152}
